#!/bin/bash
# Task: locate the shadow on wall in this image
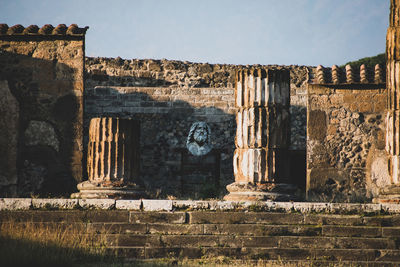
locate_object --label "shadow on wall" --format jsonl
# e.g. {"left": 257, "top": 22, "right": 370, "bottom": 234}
{"left": 84, "top": 86, "right": 236, "bottom": 199}
{"left": 0, "top": 50, "right": 81, "bottom": 197}
{"left": 84, "top": 86, "right": 307, "bottom": 199}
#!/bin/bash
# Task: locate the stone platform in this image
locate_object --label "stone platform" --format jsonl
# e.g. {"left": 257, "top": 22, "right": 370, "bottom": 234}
{"left": 2, "top": 198, "right": 400, "bottom": 266}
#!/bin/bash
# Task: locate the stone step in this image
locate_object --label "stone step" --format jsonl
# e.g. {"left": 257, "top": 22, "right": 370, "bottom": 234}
{"left": 106, "top": 247, "right": 400, "bottom": 262}
{"left": 87, "top": 222, "right": 322, "bottom": 236}
{"left": 0, "top": 210, "right": 130, "bottom": 223}
{"left": 6, "top": 221, "right": 400, "bottom": 239}
{"left": 3, "top": 210, "right": 400, "bottom": 227}
{"left": 102, "top": 234, "right": 397, "bottom": 250}
{"left": 129, "top": 259, "right": 400, "bottom": 267}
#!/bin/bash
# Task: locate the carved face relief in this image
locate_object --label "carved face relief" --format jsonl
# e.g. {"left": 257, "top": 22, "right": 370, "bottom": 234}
{"left": 186, "top": 122, "right": 212, "bottom": 156}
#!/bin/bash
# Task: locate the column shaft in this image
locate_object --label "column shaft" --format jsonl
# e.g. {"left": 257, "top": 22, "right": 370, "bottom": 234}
{"left": 225, "top": 68, "right": 296, "bottom": 201}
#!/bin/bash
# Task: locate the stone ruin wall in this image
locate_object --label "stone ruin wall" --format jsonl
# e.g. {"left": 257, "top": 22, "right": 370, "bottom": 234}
{"left": 1, "top": 25, "right": 389, "bottom": 201}
{"left": 0, "top": 24, "right": 87, "bottom": 197}
{"left": 84, "top": 57, "right": 311, "bottom": 198}
{"left": 307, "top": 66, "right": 387, "bottom": 202}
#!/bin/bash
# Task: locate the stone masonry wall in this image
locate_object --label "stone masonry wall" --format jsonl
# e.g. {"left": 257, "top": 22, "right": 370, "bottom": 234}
{"left": 84, "top": 58, "right": 311, "bottom": 198}
{"left": 85, "top": 57, "right": 311, "bottom": 151}
{"left": 0, "top": 24, "right": 88, "bottom": 197}
{"left": 307, "top": 84, "right": 387, "bottom": 202}
{"left": 2, "top": 199, "right": 400, "bottom": 265}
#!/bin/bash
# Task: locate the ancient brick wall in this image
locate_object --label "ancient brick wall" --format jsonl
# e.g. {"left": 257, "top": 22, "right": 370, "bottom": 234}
{"left": 84, "top": 58, "right": 310, "bottom": 198}
{"left": 307, "top": 66, "right": 386, "bottom": 202}
{"left": 0, "top": 24, "right": 88, "bottom": 197}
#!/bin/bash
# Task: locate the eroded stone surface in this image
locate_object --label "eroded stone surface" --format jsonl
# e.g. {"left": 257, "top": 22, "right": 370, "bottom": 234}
{"left": 142, "top": 199, "right": 173, "bottom": 211}
{"left": 116, "top": 200, "right": 142, "bottom": 210}
{"left": 0, "top": 81, "right": 19, "bottom": 197}
{"left": 32, "top": 198, "right": 78, "bottom": 209}
{"left": 226, "top": 68, "right": 294, "bottom": 201}
{"left": 307, "top": 85, "right": 386, "bottom": 202}
{"left": 74, "top": 117, "right": 145, "bottom": 199}
{"left": 24, "top": 120, "right": 59, "bottom": 151}
{"left": 0, "top": 198, "right": 31, "bottom": 210}
{"left": 78, "top": 199, "right": 116, "bottom": 209}
{"left": 0, "top": 34, "right": 85, "bottom": 197}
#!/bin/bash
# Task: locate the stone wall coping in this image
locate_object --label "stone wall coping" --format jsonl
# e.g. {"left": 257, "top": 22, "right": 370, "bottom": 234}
{"left": 0, "top": 24, "right": 89, "bottom": 36}
{"left": 1, "top": 198, "right": 400, "bottom": 214}
{"left": 310, "top": 64, "right": 385, "bottom": 85}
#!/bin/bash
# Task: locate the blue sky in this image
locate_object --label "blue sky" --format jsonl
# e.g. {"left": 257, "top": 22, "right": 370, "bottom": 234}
{"left": 1, "top": 0, "right": 389, "bottom": 66}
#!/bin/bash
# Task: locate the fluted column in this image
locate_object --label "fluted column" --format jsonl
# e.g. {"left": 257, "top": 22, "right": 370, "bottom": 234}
{"left": 72, "top": 117, "right": 145, "bottom": 199}
{"left": 224, "top": 68, "right": 297, "bottom": 201}
{"left": 378, "top": 0, "right": 400, "bottom": 203}
{"left": 386, "top": 0, "right": 400, "bottom": 183}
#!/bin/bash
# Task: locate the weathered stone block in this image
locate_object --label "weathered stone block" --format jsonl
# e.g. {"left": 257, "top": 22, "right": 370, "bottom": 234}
{"left": 0, "top": 210, "right": 83, "bottom": 222}
{"left": 130, "top": 212, "right": 186, "bottom": 224}
{"left": 312, "top": 248, "right": 378, "bottom": 261}
{"left": 307, "top": 110, "right": 326, "bottom": 141}
{"left": 382, "top": 227, "right": 400, "bottom": 237}
{"left": 106, "top": 247, "right": 145, "bottom": 259}
{"left": 24, "top": 120, "right": 60, "bottom": 152}
{"left": 303, "top": 214, "right": 363, "bottom": 226}
{"left": 105, "top": 234, "right": 161, "bottom": 247}
{"left": 172, "top": 200, "right": 210, "bottom": 210}
{"left": 115, "top": 200, "right": 142, "bottom": 210}
{"left": 87, "top": 222, "right": 147, "bottom": 234}
{"left": 235, "top": 69, "right": 290, "bottom": 108}
{"left": 204, "top": 224, "right": 321, "bottom": 236}
{"left": 189, "top": 212, "right": 303, "bottom": 225}
{"left": 322, "top": 225, "right": 381, "bottom": 237}
{"left": 142, "top": 200, "right": 173, "bottom": 211}
{"left": 335, "top": 237, "right": 396, "bottom": 249}
{"left": 233, "top": 148, "right": 289, "bottom": 184}
{"left": 0, "top": 81, "right": 19, "bottom": 197}
{"left": 0, "top": 198, "right": 31, "bottom": 210}
{"left": 144, "top": 247, "right": 202, "bottom": 259}
{"left": 148, "top": 223, "right": 203, "bottom": 235}
{"left": 235, "top": 107, "right": 289, "bottom": 149}
{"left": 78, "top": 199, "right": 116, "bottom": 210}
{"left": 32, "top": 198, "right": 78, "bottom": 209}
{"left": 279, "top": 236, "right": 335, "bottom": 249}
{"left": 161, "top": 235, "right": 219, "bottom": 248}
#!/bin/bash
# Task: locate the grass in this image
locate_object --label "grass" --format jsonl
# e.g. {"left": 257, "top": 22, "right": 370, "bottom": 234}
{"left": 0, "top": 220, "right": 117, "bottom": 267}
{"left": 0, "top": 219, "right": 369, "bottom": 266}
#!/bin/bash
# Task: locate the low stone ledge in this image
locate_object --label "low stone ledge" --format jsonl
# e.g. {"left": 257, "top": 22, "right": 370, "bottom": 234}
{"left": 116, "top": 200, "right": 141, "bottom": 210}
{"left": 142, "top": 199, "right": 173, "bottom": 211}
{"left": 172, "top": 200, "right": 210, "bottom": 210}
{"left": 32, "top": 198, "right": 78, "bottom": 209}
{"left": 0, "top": 198, "right": 32, "bottom": 210}
{"left": 0, "top": 198, "right": 399, "bottom": 214}
{"left": 78, "top": 199, "right": 116, "bottom": 209}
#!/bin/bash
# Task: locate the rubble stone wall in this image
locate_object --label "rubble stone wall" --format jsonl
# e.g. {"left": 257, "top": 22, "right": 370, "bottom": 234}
{"left": 85, "top": 57, "right": 311, "bottom": 151}
{"left": 307, "top": 84, "right": 387, "bottom": 202}
{"left": 0, "top": 27, "right": 86, "bottom": 197}
{"left": 84, "top": 58, "right": 311, "bottom": 198}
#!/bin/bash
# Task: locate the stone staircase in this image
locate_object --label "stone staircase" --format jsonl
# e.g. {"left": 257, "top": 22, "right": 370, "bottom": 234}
{"left": 2, "top": 209, "right": 400, "bottom": 265}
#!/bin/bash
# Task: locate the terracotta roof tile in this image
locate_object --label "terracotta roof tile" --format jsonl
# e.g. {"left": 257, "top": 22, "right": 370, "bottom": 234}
{"left": 0, "top": 24, "right": 9, "bottom": 34}
{"left": 311, "top": 64, "right": 385, "bottom": 85}
{"left": 0, "top": 24, "right": 88, "bottom": 36}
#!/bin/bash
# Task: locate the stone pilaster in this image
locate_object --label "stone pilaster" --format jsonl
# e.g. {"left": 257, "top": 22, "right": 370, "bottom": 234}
{"left": 224, "top": 68, "right": 298, "bottom": 201}
{"left": 72, "top": 117, "right": 146, "bottom": 199}
{"left": 378, "top": 0, "right": 400, "bottom": 203}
